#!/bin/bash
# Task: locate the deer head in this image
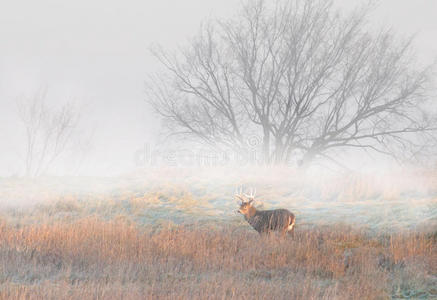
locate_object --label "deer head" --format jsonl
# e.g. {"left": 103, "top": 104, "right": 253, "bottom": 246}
{"left": 235, "top": 188, "right": 256, "bottom": 216}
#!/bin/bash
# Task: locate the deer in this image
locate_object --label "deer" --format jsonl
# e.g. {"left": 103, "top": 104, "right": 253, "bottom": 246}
{"left": 236, "top": 189, "right": 296, "bottom": 237}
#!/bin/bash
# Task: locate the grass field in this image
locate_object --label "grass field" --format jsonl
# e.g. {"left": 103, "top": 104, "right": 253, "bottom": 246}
{"left": 0, "top": 167, "right": 436, "bottom": 299}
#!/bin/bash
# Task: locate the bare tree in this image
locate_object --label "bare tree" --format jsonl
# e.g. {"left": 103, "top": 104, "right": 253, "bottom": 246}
{"left": 16, "top": 88, "right": 82, "bottom": 177}
{"left": 147, "top": 0, "right": 436, "bottom": 166}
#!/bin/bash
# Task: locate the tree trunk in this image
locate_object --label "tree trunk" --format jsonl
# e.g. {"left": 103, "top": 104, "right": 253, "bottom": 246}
{"left": 300, "top": 150, "right": 317, "bottom": 168}
{"left": 262, "top": 127, "right": 270, "bottom": 165}
{"left": 274, "top": 139, "right": 286, "bottom": 165}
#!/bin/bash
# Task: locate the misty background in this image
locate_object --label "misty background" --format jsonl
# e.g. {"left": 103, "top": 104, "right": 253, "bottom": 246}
{"left": 1, "top": 0, "right": 436, "bottom": 176}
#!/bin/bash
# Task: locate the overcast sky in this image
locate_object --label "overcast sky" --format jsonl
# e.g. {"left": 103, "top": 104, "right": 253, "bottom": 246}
{"left": 0, "top": 0, "right": 436, "bottom": 176}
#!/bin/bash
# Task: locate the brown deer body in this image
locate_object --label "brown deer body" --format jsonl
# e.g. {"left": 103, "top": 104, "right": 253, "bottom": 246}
{"left": 236, "top": 190, "right": 295, "bottom": 237}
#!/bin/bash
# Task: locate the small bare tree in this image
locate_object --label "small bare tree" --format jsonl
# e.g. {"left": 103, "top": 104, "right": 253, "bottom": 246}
{"left": 16, "top": 88, "right": 81, "bottom": 177}
{"left": 147, "top": 0, "right": 436, "bottom": 166}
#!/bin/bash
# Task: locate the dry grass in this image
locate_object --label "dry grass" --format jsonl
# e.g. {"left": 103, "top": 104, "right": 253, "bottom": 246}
{"left": 0, "top": 217, "right": 435, "bottom": 300}
{"left": 0, "top": 168, "right": 435, "bottom": 299}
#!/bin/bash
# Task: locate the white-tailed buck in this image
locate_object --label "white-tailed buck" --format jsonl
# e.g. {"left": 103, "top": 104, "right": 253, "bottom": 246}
{"left": 236, "top": 189, "right": 295, "bottom": 237}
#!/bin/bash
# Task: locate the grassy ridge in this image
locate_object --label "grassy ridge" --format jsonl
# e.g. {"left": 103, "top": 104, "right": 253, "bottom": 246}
{"left": 1, "top": 167, "right": 436, "bottom": 230}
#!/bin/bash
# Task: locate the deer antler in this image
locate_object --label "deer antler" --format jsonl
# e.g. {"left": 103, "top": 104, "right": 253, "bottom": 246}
{"left": 235, "top": 187, "right": 257, "bottom": 204}
{"left": 235, "top": 186, "right": 246, "bottom": 203}
{"left": 244, "top": 188, "right": 256, "bottom": 202}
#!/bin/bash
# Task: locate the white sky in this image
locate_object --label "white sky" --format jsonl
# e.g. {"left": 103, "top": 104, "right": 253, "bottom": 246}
{"left": 0, "top": 0, "right": 436, "bottom": 175}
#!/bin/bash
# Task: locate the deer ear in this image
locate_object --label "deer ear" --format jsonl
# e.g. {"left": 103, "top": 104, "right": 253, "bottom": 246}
{"left": 248, "top": 199, "right": 254, "bottom": 205}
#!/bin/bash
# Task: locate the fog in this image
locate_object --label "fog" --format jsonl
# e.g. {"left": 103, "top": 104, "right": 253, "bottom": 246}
{"left": 1, "top": 0, "right": 239, "bottom": 175}
{"left": 0, "top": 0, "right": 436, "bottom": 250}
{"left": 1, "top": 4, "right": 437, "bottom": 297}
{"left": 1, "top": 0, "right": 436, "bottom": 176}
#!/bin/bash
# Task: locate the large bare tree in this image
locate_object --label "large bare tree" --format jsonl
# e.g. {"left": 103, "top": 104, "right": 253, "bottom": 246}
{"left": 147, "top": 0, "right": 436, "bottom": 166}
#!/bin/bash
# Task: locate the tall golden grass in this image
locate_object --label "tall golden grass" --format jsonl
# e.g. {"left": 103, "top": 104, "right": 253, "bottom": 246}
{"left": 0, "top": 217, "right": 435, "bottom": 299}
{"left": 0, "top": 168, "right": 436, "bottom": 299}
